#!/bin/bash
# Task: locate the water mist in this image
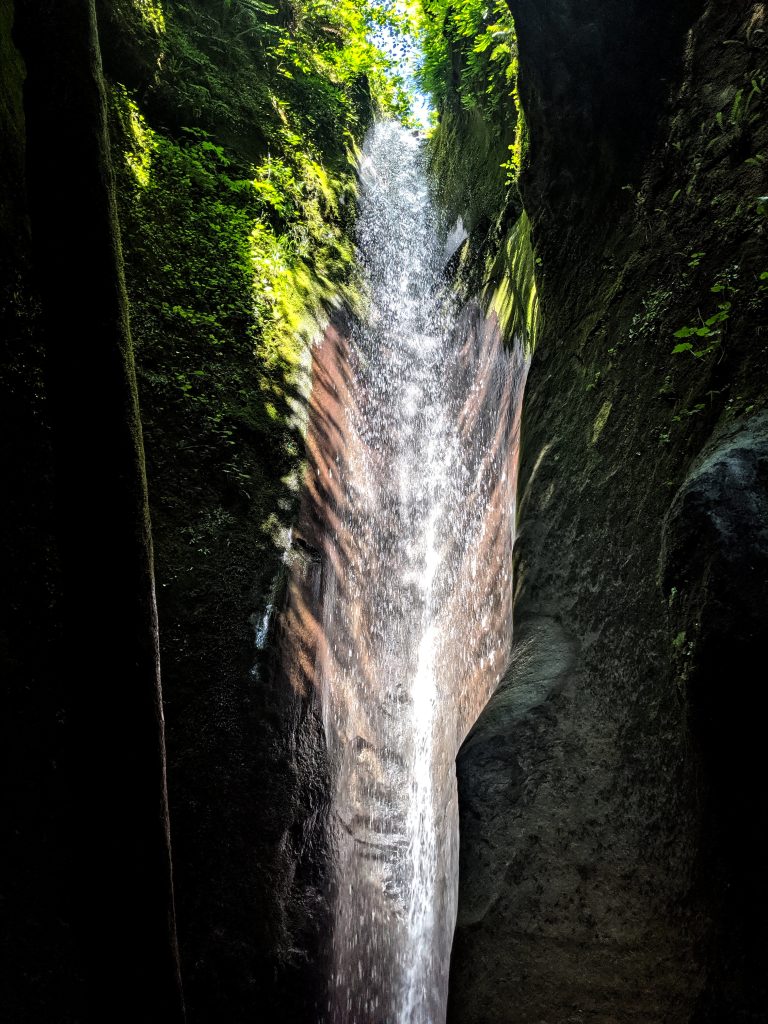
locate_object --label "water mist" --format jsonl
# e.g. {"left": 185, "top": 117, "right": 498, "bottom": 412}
{"left": 315, "top": 122, "right": 527, "bottom": 1024}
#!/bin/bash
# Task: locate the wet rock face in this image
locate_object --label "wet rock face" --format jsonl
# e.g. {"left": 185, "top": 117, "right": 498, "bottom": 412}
{"left": 449, "top": 2, "right": 768, "bottom": 1022}
{"left": 662, "top": 412, "right": 768, "bottom": 705}
{"left": 449, "top": 615, "right": 702, "bottom": 1024}
{"left": 450, "top": 616, "right": 576, "bottom": 939}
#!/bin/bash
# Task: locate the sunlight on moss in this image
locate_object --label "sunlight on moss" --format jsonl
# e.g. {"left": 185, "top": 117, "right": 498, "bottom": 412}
{"left": 484, "top": 212, "right": 540, "bottom": 352}
{"left": 591, "top": 401, "right": 613, "bottom": 445}
{"left": 501, "top": 59, "right": 527, "bottom": 184}
{"left": 134, "top": 0, "right": 165, "bottom": 33}
{"left": 112, "top": 82, "right": 367, "bottom": 432}
{"left": 113, "top": 86, "right": 155, "bottom": 187}
{"left": 107, "top": 0, "right": 415, "bottom": 562}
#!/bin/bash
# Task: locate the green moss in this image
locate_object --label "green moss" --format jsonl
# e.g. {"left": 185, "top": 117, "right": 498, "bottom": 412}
{"left": 107, "top": 0, "right": 406, "bottom": 622}
{"left": 418, "top": 0, "right": 517, "bottom": 122}
{"left": 428, "top": 103, "right": 511, "bottom": 231}
{"left": 150, "top": 0, "right": 412, "bottom": 166}
{"left": 484, "top": 211, "right": 540, "bottom": 351}
{"left": 134, "top": 0, "right": 165, "bottom": 33}
{"left": 114, "top": 87, "right": 155, "bottom": 186}
{"left": 419, "top": 0, "right": 522, "bottom": 215}
{"left": 450, "top": 209, "right": 540, "bottom": 352}
{"left": 111, "top": 83, "right": 360, "bottom": 488}
{"left": 591, "top": 400, "right": 613, "bottom": 445}
{"left": 416, "top": 0, "right": 537, "bottom": 351}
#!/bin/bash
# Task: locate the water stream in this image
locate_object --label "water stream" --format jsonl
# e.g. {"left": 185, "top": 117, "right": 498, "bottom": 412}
{"left": 318, "top": 121, "right": 526, "bottom": 1024}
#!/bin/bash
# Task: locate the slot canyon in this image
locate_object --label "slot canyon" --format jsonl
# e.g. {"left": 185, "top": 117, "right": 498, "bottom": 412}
{"left": 1, "top": 2, "right": 767, "bottom": 1023}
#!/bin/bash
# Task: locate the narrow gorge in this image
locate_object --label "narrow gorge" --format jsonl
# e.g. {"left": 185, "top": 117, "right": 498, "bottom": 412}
{"left": 294, "top": 121, "right": 525, "bottom": 1022}
{"left": 1, "top": 2, "right": 767, "bottom": 1023}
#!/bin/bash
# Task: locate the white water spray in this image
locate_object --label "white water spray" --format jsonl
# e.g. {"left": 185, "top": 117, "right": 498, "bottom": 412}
{"left": 318, "top": 121, "right": 526, "bottom": 1024}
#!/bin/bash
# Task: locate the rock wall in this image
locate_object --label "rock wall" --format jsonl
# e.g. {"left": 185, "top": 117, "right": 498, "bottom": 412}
{"left": 95, "top": 7, "right": 381, "bottom": 1021}
{"left": 3, "top": 2, "right": 185, "bottom": 1019}
{"left": 0, "top": 6, "right": 72, "bottom": 1018}
{"left": 449, "top": 3, "right": 768, "bottom": 1021}
{"left": 0, "top": 2, "right": 383, "bottom": 1020}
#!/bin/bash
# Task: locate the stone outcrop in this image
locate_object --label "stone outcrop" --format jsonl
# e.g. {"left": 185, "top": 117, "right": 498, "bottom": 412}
{"left": 661, "top": 413, "right": 768, "bottom": 1021}
{"left": 449, "top": 2, "right": 768, "bottom": 1021}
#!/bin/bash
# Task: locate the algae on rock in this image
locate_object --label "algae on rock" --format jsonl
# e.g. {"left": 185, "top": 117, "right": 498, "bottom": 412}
{"left": 98, "top": 2, "right": 415, "bottom": 1021}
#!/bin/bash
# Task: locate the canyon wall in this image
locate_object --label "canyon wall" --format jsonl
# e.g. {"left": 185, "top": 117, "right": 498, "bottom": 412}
{"left": 3, "top": 2, "right": 767, "bottom": 1021}
{"left": 449, "top": 3, "right": 768, "bottom": 1022}
{"left": 0, "top": 2, "right": 389, "bottom": 1020}
{"left": 3, "top": 2, "right": 185, "bottom": 1019}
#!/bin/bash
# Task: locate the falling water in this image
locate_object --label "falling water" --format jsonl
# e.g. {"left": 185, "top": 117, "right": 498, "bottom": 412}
{"left": 317, "top": 121, "right": 527, "bottom": 1024}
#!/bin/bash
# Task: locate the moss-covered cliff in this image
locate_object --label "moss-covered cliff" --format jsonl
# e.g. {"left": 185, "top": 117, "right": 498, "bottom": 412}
{"left": 1, "top": 1, "right": 408, "bottom": 1020}
{"left": 101, "top": 4, "right": 411, "bottom": 1021}
{"left": 421, "top": 2, "right": 768, "bottom": 1021}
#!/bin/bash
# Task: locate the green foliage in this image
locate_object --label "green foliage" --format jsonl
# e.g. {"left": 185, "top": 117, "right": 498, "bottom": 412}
{"left": 417, "top": 0, "right": 522, "bottom": 187}
{"left": 417, "top": 0, "right": 516, "bottom": 120}
{"left": 416, "top": 0, "right": 523, "bottom": 232}
{"left": 413, "top": 0, "right": 534, "bottom": 352}
{"left": 108, "top": 0, "right": 411, "bottom": 540}
{"left": 707, "top": 75, "right": 765, "bottom": 158}
{"left": 113, "top": 80, "right": 367, "bottom": 498}
{"left": 627, "top": 288, "right": 673, "bottom": 342}
{"left": 134, "top": 0, "right": 166, "bottom": 32}
{"left": 108, "top": 0, "right": 434, "bottom": 630}
{"left": 157, "top": 0, "right": 414, "bottom": 160}
{"left": 671, "top": 265, "right": 742, "bottom": 358}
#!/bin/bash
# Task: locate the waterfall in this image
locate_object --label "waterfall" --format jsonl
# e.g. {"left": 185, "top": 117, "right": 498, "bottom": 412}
{"left": 314, "top": 121, "right": 527, "bottom": 1024}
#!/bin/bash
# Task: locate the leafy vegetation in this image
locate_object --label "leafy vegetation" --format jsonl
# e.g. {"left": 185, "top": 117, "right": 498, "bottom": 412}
{"left": 113, "top": 98, "right": 316, "bottom": 489}
{"left": 707, "top": 75, "right": 765, "bottom": 158}
{"left": 155, "top": 0, "right": 416, "bottom": 152}
{"left": 418, "top": 0, "right": 517, "bottom": 125}
{"left": 417, "top": 0, "right": 522, "bottom": 198}
{"left": 107, "top": 0, "right": 416, "bottom": 604}
{"left": 414, "top": 0, "right": 528, "bottom": 333}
